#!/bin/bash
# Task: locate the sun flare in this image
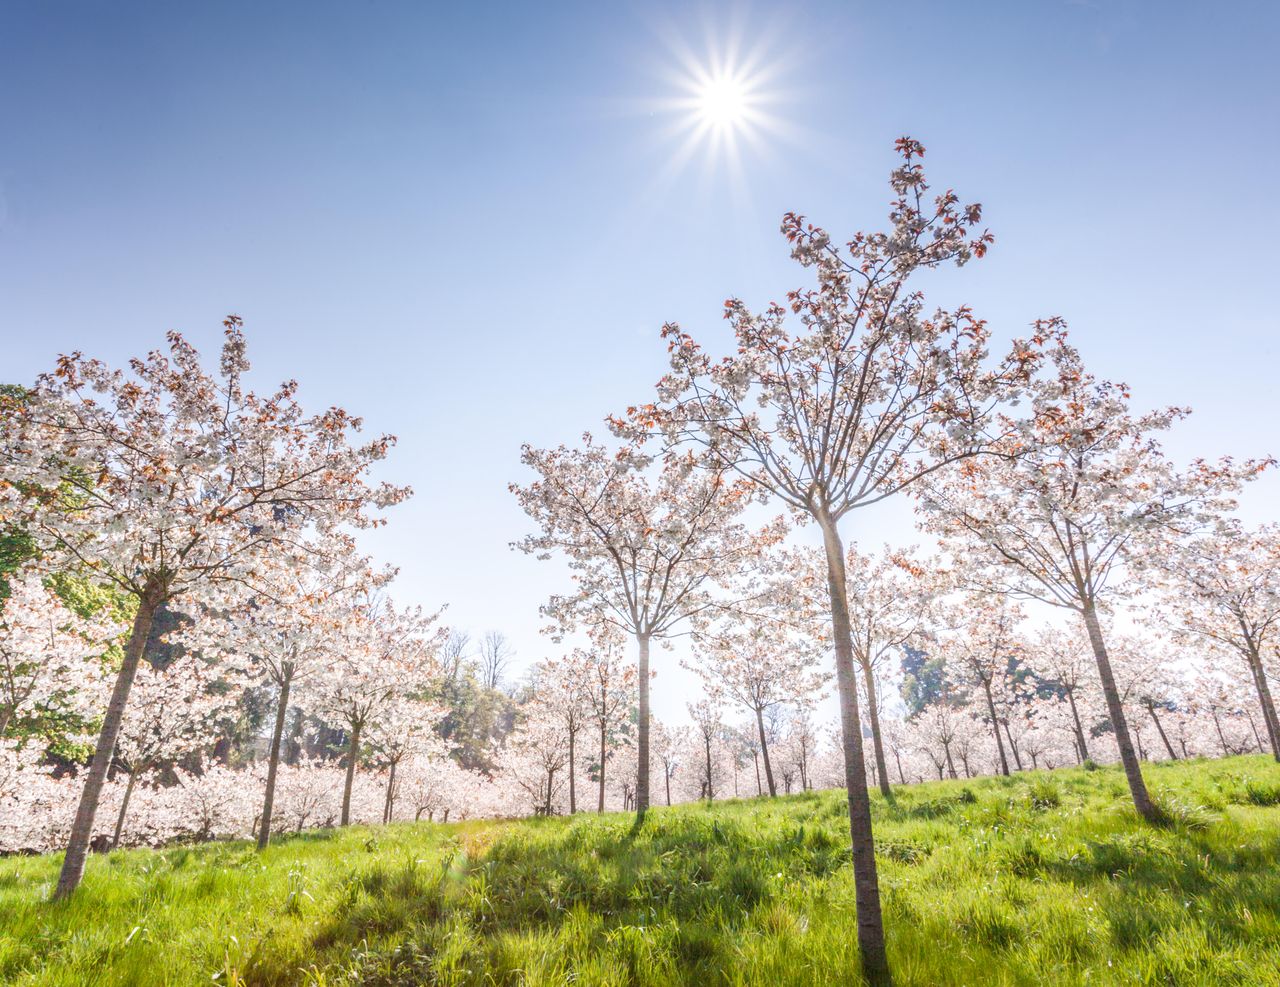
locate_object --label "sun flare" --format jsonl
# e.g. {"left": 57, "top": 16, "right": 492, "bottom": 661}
{"left": 696, "top": 73, "right": 750, "bottom": 130}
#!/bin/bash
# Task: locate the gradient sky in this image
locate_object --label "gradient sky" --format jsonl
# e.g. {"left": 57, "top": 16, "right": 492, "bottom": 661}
{"left": 3, "top": 1, "right": 1277, "bottom": 723}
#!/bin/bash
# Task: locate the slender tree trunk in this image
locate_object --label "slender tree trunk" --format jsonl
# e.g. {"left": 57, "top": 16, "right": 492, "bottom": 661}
{"left": 54, "top": 587, "right": 160, "bottom": 900}
{"left": 1135, "top": 728, "right": 1147, "bottom": 762}
{"left": 1243, "top": 646, "right": 1280, "bottom": 761}
{"left": 544, "top": 767, "right": 555, "bottom": 816}
{"left": 1065, "top": 686, "right": 1090, "bottom": 763}
{"left": 753, "top": 750, "right": 762, "bottom": 795}
{"left": 635, "top": 633, "right": 651, "bottom": 814}
{"left": 1146, "top": 702, "right": 1178, "bottom": 760}
{"left": 258, "top": 665, "right": 293, "bottom": 851}
{"left": 597, "top": 722, "right": 607, "bottom": 813}
{"left": 383, "top": 759, "right": 397, "bottom": 824}
{"left": 1247, "top": 711, "right": 1265, "bottom": 753}
{"left": 1210, "top": 706, "right": 1230, "bottom": 756}
{"left": 665, "top": 766, "right": 671, "bottom": 806}
{"left": 341, "top": 720, "right": 362, "bottom": 826}
{"left": 110, "top": 770, "right": 139, "bottom": 851}
{"left": 704, "top": 736, "right": 713, "bottom": 801}
{"left": 893, "top": 748, "right": 906, "bottom": 786}
{"left": 982, "top": 678, "right": 1010, "bottom": 776}
{"left": 1081, "top": 602, "right": 1160, "bottom": 822}
{"left": 1002, "top": 719, "right": 1024, "bottom": 771}
{"left": 755, "top": 707, "right": 777, "bottom": 797}
{"left": 818, "top": 514, "right": 889, "bottom": 985}
{"left": 860, "top": 661, "right": 893, "bottom": 799}
{"left": 943, "top": 742, "right": 958, "bottom": 779}
{"left": 568, "top": 727, "right": 577, "bottom": 814}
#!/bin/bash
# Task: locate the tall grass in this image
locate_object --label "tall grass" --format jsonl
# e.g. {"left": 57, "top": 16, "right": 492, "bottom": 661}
{"left": 2, "top": 756, "right": 1278, "bottom": 985}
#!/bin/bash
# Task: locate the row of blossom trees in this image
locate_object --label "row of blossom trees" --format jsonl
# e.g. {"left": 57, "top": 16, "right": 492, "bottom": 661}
{"left": 510, "top": 138, "right": 1275, "bottom": 984}
{"left": 2, "top": 141, "right": 1276, "bottom": 987}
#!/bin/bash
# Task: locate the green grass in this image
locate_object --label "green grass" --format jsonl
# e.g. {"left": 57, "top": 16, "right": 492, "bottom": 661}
{"left": 3, "top": 757, "right": 1280, "bottom": 986}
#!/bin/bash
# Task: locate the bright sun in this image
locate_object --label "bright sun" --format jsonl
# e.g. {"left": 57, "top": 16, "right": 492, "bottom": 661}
{"left": 696, "top": 74, "right": 749, "bottom": 130}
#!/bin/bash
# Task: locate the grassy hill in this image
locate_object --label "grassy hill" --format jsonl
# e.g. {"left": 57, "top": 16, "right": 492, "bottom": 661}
{"left": 2, "top": 757, "right": 1279, "bottom": 986}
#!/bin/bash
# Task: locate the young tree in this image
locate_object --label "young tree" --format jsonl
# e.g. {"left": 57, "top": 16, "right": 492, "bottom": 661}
{"left": 313, "top": 599, "right": 441, "bottom": 826}
{"left": 0, "top": 321, "right": 409, "bottom": 898}
{"left": 615, "top": 139, "right": 1044, "bottom": 983}
{"left": 530, "top": 652, "right": 591, "bottom": 813}
{"left": 688, "top": 620, "right": 827, "bottom": 796}
{"left": 934, "top": 598, "right": 1025, "bottom": 777}
{"left": 687, "top": 699, "right": 725, "bottom": 801}
{"left": 512, "top": 437, "right": 774, "bottom": 815}
{"left": 1154, "top": 523, "right": 1280, "bottom": 760}
{"left": 365, "top": 695, "right": 445, "bottom": 824}
{"left": 1028, "top": 625, "right": 1098, "bottom": 764}
{"left": 577, "top": 630, "right": 636, "bottom": 813}
{"left": 188, "top": 542, "right": 377, "bottom": 850}
{"left": 108, "top": 659, "right": 235, "bottom": 848}
{"left": 840, "top": 546, "right": 935, "bottom": 798}
{"left": 919, "top": 339, "right": 1263, "bottom": 821}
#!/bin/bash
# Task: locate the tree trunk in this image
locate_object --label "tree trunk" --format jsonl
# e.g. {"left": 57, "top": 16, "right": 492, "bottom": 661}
{"left": 1243, "top": 645, "right": 1280, "bottom": 761}
{"left": 753, "top": 749, "right": 762, "bottom": 796}
{"left": 704, "top": 737, "right": 713, "bottom": 801}
{"left": 893, "top": 748, "right": 906, "bottom": 786}
{"left": 0, "top": 706, "right": 13, "bottom": 738}
{"left": 544, "top": 767, "right": 555, "bottom": 816}
{"left": 1210, "top": 706, "right": 1229, "bottom": 756}
{"left": 54, "top": 587, "right": 160, "bottom": 900}
{"left": 597, "top": 722, "right": 607, "bottom": 813}
{"left": 1081, "top": 602, "right": 1160, "bottom": 822}
{"left": 982, "top": 678, "right": 1010, "bottom": 776}
{"left": 665, "top": 765, "right": 671, "bottom": 806}
{"left": 860, "top": 661, "right": 893, "bottom": 799}
{"left": 383, "top": 758, "right": 397, "bottom": 824}
{"left": 341, "top": 720, "right": 362, "bottom": 826}
{"left": 755, "top": 706, "right": 777, "bottom": 797}
{"left": 258, "top": 665, "right": 293, "bottom": 851}
{"left": 110, "top": 770, "right": 139, "bottom": 851}
{"left": 1146, "top": 702, "right": 1178, "bottom": 760}
{"left": 818, "top": 514, "right": 889, "bottom": 985}
{"left": 943, "top": 741, "right": 958, "bottom": 779}
{"left": 635, "top": 633, "right": 651, "bottom": 814}
{"left": 567, "top": 727, "right": 577, "bottom": 814}
{"left": 1002, "top": 719, "right": 1024, "bottom": 771}
{"left": 1065, "top": 686, "right": 1090, "bottom": 763}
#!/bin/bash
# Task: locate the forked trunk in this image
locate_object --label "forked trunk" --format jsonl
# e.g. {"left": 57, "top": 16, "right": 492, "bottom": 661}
{"left": 341, "top": 720, "right": 362, "bottom": 826}
{"left": 54, "top": 585, "right": 161, "bottom": 900}
{"left": 818, "top": 514, "right": 889, "bottom": 985}
{"left": 110, "top": 770, "right": 139, "bottom": 851}
{"left": 1081, "top": 602, "right": 1160, "bottom": 822}
{"left": 755, "top": 706, "right": 777, "bottom": 797}
{"left": 635, "top": 633, "right": 651, "bottom": 814}
{"left": 860, "top": 660, "right": 893, "bottom": 799}
{"left": 258, "top": 664, "right": 293, "bottom": 851}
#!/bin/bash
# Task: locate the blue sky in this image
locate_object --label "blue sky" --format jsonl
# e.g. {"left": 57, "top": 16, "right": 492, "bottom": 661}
{"left": 3, "top": 1, "right": 1277, "bottom": 722}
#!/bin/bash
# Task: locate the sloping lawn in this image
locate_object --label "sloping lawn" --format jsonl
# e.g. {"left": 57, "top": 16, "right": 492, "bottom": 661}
{"left": 2, "top": 756, "right": 1279, "bottom": 986}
